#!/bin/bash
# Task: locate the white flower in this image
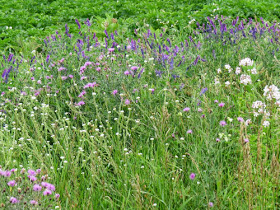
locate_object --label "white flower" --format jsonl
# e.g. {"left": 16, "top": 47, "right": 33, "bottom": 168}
{"left": 217, "top": 68, "right": 222, "bottom": 73}
{"left": 225, "top": 81, "right": 231, "bottom": 86}
{"left": 239, "top": 58, "right": 254, "bottom": 66}
{"left": 240, "top": 74, "right": 252, "bottom": 85}
{"left": 250, "top": 68, "right": 257, "bottom": 74}
{"left": 263, "top": 85, "right": 280, "bottom": 101}
{"left": 235, "top": 67, "right": 241, "bottom": 75}
{"left": 263, "top": 121, "right": 270, "bottom": 127}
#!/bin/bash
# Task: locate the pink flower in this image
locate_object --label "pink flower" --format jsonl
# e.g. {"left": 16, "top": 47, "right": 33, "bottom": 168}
{"left": 29, "top": 176, "right": 37, "bottom": 182}
{"left": 28, "top": 169, "right": 37, "bottom": 176}
{"left": 4, "top": 171, "right": 11, "bottom": 177}
{"left": 244, "top": 138, "right": 249, "bottom": 143}
{"left": 198, "top": 108, "right": 203, "bottom": 112}
{"left": 187, "top": 129, "right": 193, "bottom": 134}
{"left": 36, "top": 169, "right": 41, "bottom": 174}
{"left": 237, "top": 117, "right": 244, "bottom": 122}
{"left": 112, "top": 90, "right": 118, "bottom": 95}
{"left": 218, "top": 102, "right": 225, "bottom": 107}
{"left": 96, "top": 67, "right": 101, "bottom": 72}
{"left": 131, "top": 66, "right": 138, "bottom": 71}
{"left": 219, "top": 120, "right": 227, "bottom": 127}
{"left": 77, "top": 101, "right": 85, "bottom": 106}
{"left": 55, "top": 193, "right": 60, "bottom": 199}
{"left": 30, "top": 200, "right": 38, "bottom": 205}
{"left": 183, "top": 107, "right": 190, "bottom": 112}
{"left": 209, "top": 202, "right": 214, "bottom": 207}
{"left": 189, "top": 173, "right": 196, "bottom": 180}
{"left": 61, "top": 76, "right": 68, "bottom": 80}
{"left": 78, "top": 90, "right": 86, "bottom": 98}
{"left": 108, "top": 48, "right": 115, "bottom": 52}
{"left": 7, "top": 180, "right": 16, "bottom": 187}
{"left": 43, "top": 189, "right": 52, "bottom": 196}
{"left": 216, "top": 138, "right": 221, "bottom": 142}
{"left": 10, "top": 197, "right": 19, "bottom": 204}
{"left": 214, "top": 100, "right": 219, "bottom": 103}
{"left": 46, "top": 184, "right": 55, "bottom": 191}
{"left": 58, "top": 67, "right": 66, "bottom": 71}
{"left": 125, "top": 99, "right": 130, "bottom": 105}
{"left": 68, "top": 75, "right": 74, "bottom": 79}
{"left": 33, "top": 184, "right": 42, "bottom": 191}
{"left": 124, "top": 70, "right": 130, "bottom": 75}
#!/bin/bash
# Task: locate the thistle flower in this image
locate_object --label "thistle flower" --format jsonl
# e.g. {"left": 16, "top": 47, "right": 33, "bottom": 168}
{"left": 7, "top": 180, "right": 16, "bottom": 187}
{"left": 183, "top": 107, "right": 190, "bottom": 112}
{"left": 219, "top": 120, "right": 227, "bottom": 127}
{"left": 30, "top": 200, "right": 38, "bottom": 205}
{"left": 43, "top": 189, "right": 52, "bottom": 196}
{"left": 189, "top": 173, "right": 196, "bottom": 180}
{"left": 10, "top": 197, "right": 19, "bottom": 204}
{"left": 218, "top": 102, "right": 225, "bottom": 107}
{"left": 33, "top": 184, "right": 42, "bottom": 191}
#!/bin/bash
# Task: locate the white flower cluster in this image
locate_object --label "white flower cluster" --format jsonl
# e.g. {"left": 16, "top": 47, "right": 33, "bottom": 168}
{"left": 239, "top": 58, "right": 254, "bottom": 67}
{"left": 263, "top": 85, "right": 280, "bottom": 101}
{"left": 252, "top": 101, "right": 270, "bottom": 117}
{"left": 240, "top": 74, "right": 252, "bottom": 85}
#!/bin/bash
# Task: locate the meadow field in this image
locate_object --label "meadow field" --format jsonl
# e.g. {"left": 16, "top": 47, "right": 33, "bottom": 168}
{"left": 0, "top": 0, "right": 280, "bottom": 209}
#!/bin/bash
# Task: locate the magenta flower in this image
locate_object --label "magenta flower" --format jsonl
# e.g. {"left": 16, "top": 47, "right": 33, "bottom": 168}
{"left": 209, "top": 202, "right": 214, "bottom": 207}
{"left": 187, "top": 129, "right": 193, "bottom": 134}
{"left": 43, "top": 189, "right": 52, "bottom": 196}
{"left": 214, "top": 100, "right": 219, "bottom": 103}
{"left": 33, "top": 184, "right": 42, "bottom": 191}
{"left": 218, "top": 102, "right": 225, "bottom": 107}
{"left": 112, "top": 90, "right": 118, "bottom": 95}
{"left": 183, "top": 107, "right": 190, "bottom": 112}
{"left": 61, "top": 76, "right": 68, "bottom": 80}
{"left": 58, "top": 67, "right": 66, "bottom": 71}
{"left": 77, "top": 101, "right": 85, "bottom": 106}
{"left": 244, "top": 138, "right": 249, "bottom": 143}
{"left": 131, "top": 66, "right": 139, "bottom": 71}
{"left": 219, "top": 120, "right": 227, "bottom": 127}
{"left": 78, "top": 90, "right": 86, "bottom": 98}
{"left": 108, "top": 48, "right": 115, "bottom": 52}
{"left": 189, "top": 173, "right": 196, "bottom": 180}
{"left": 41, "top": 182, "right": 48, "bottom": 188}
{"left": 10, "top": 197, "right": 19, "bottom": 204}
{"left": 237, "top": 117, "right": 244, "bottom": 122}
{"left": 29, "top": 175, "right": 37, "bottom": 182}
{"left": 36, "top": 169, "right": 41, "bottom": 174}
{"left": 10, "top": 169, "right": 16, "bottom": 173}
{"left": 4, "top": 171, "right": 11, "bottom": 177}
{"left": 96, "top": 67, "right": 101, "bottom": 72}
{"left": 55, "top": 193, "right": 60, "bottom": 199}
{"left": 125, "top": 99, "right": 130, "bottom": 105}
{"left": 46, "top": 184, "right": 55, "bottom": 191}
{"left": 28, "top": 169, "right": 36, "bottom": 176}
{"left": 7, "top": 180, "right": 16, "bottom": 187}
{"left": 124, "top": 70, "right": 130, "bottom": 75}
{"left": 216, "top": 138, "right": 221, "bottom": 142}
{"left": 30, "top": 200, "right": 38, "bottom": 205}
{"left": 68, "top": 75, "right": 74, "bottom": 79}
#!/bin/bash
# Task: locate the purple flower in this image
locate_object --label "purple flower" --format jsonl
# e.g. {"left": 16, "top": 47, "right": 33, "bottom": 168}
{"left": 30, "top": 200, "right": 38, "bottom": 205}
{"left": 220, "top": 120, "right": 227, "bottom": 127}
{"left": 209, "top": 202, "right": 214, "bottom": 207}
{"left": 43, "top": 189, "right": 52, "bottom": 196}
{"left": 124, "top": 70, "right": 130, "bottom": 75}
{"left": 78, "top": 90, "right": 86, "bottom": 98}
{"left": 46, "top": 184, "right": 55, "bottom": 191}
{"left": 125, "top": 99, "right": 130, "bottom": 105}
{"left": 187, "top": 129, "right": 193, "bottom": 134}
{"left": 33, "top": 184, "right": 42, "bottom": 191}
{"left": 219, "top": 102, "right": 225, "bottom": 107}
{"left": 61, "top": 76, "right": 68, "bottom": 80}
{"left": 108, "top": 48, "right": 115, "bottom": 52}
{"left": 69, "top": 75, "right": 74, "bottom": 79}
{"left": 58, "top": 67, "right": 66, "bottom": 71}
{"left": 216, "top": 138, "right": 221, "bottom": 142}
{"left": 244, "top": 138, "right": 249, "bottom": 143}
{"left": 10, "top": 197, "right": 19, "bottom": 204}
{"left": 214, "top": 100, "right": 219, "bottom": 103}
{"left": 199, "top": 87, "right": 208, "bottom": 96}
{"left": 189, "top": 173, "right": 196, "bottom": 180}
{"left": 237, "top": 117, "right": 244, "bottom": 122}
{"left": 4, "top": 171, "right": 11, "bottom": 177}
{"left": 131, "top": 66, "right": 138, "bottom": 71}
{"left": 7, "top": 180, "right": 16, "bottom": 187}
{"left": 112, "top": 90, "right": 118, "bottom": 95}
{"left": 183, "top": 107, "right": 190, "bottom": 112}
{"left": 55, "top": 193, "right": 60, "bottom": 199}
{"left": 75, "top": 19, "right": 81, "bottom": 29}
{"left": 77, "top": 101, "right": 85, "bottom": 106}
{"left": 29, "top": 175, "right": 37, "bottom": 182}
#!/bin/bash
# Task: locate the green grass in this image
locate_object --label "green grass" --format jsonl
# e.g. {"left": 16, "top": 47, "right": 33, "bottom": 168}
{"left": 0, "top": 1, "right": 280, "bottom": 209}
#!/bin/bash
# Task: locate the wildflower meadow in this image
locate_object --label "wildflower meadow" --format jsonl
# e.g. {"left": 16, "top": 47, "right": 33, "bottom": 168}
{"left": 0, "top": 3, "right": 280, "bottom": 209}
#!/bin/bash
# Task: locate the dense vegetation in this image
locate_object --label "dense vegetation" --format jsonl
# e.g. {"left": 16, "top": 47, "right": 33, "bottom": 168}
{"left": 0, "top": 1, "right": 279, "bottom": 209}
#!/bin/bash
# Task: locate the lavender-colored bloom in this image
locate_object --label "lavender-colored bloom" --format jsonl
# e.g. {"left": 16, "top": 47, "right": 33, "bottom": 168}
{"left": 189, "top": 173, "right": 196, "bottom": 180}
{"left": 55, "top": 193, "right": 60, "bottom": 199}
{"left": 33, "top": 184, "right": 42, "bottom": 191}
{"left": 30, "top": 200, "right": 38, "bottom": 205}
{"left": 131, "top": 66, "right": 138, "bottom": 71}
{"left": 7, "top": 180, "right": 16, "bottom": 187}
{"left": 199, "top": 87, "right": 208, "bottom": 96}
{"left": 77, "top": 101, "right": 85, "bottom": 106}
{"left": 183, "top": 107, "right": 190, "bottom": 112}
{"left": 244, "top": 138, "right": 249, "bottom": 143}
{"left": 220, "top": 120, "right": 227, "bottom": 127}
{"left": 187, "top": 129, "right": 193, "bottom": 134}
{"left": 124, "top": 71, "right": 130, "bottom": 75}
{"left": 10, "top": 197, "right": 19, "bottom": 204}
{"left": 138, "top": 68, "right": 144, "bottom": 79}
{"left": 216, "top": 138, "right": 221, "bottom": 142}
{"left": 218, "top": 102, "right": 225, "bottom": 107}
{"left": 46, "top": 184, "right": 55, "bottom": 191}
{"left": 209, "top": 202, "right": 214, "bottom": 207}
{"left": 46, "top": 54, "right": 50, "bottom": 63}
{"left": 237, "top": 117, "right": 244, "bottom": 122}
{"left": 108, "top": 48, "right": 115, "bottom": 52}
{"left": 8, "top": 54, "right": 14, "bottom": 62}
{"left": 29, "top": 176, "right": 37, "bottom": 182}
{"left": 43, "top": 189, "right": 52, "bottom": 196}
{"left": 112, "top": 90, "right": 118, "bottom": 95}
{"left": 125, "top": 99, "right": 130, "bottom": 105}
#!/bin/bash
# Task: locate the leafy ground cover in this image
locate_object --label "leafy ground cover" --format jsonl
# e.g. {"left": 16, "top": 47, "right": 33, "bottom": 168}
{"left": 1, "top": 0, "right": 280, "bottom": 52}
{"left": 0, "top": 15, "right": 279, "bottom": 209}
